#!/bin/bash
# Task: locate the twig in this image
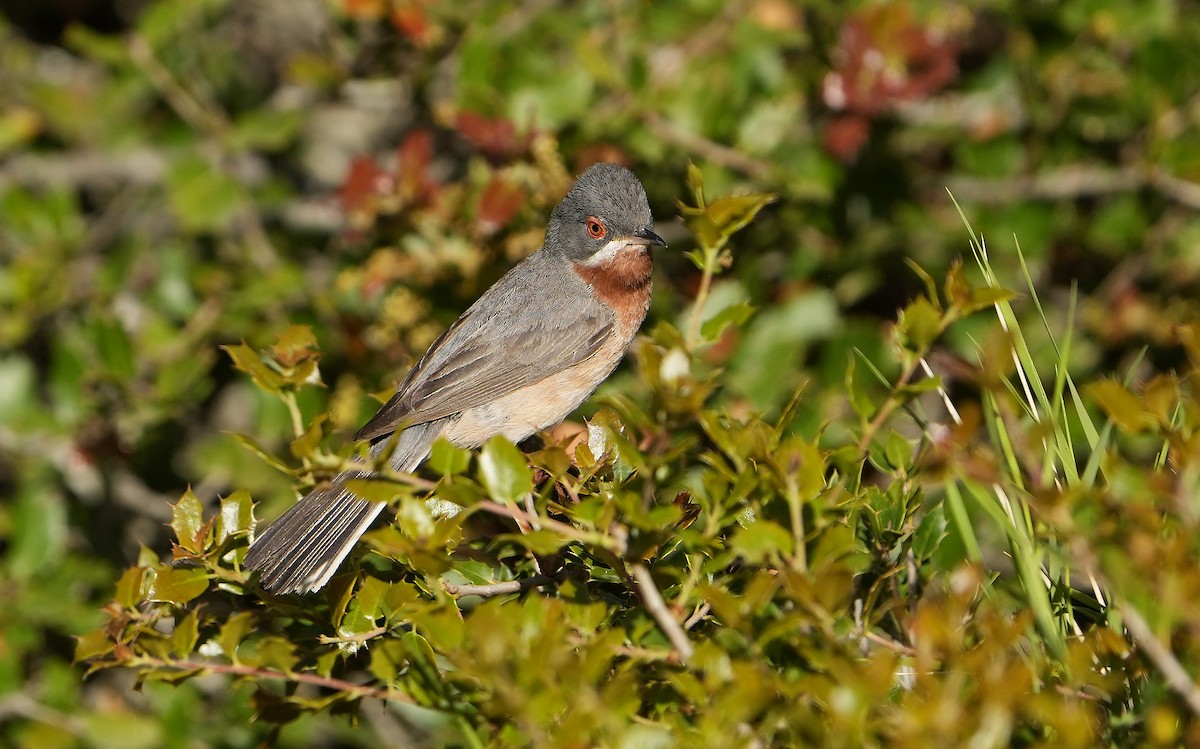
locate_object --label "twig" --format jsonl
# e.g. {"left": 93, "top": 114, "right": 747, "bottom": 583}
{"left": 472, "top": 500, "right": 612, "bottom": 547}
{"left": 640, "top": 110, "right": 772, "bottom": 180}
{"left": 856, "top": 356, "right": 924, "bottom": 458}
{"left": 683, "top": 602, "right": 711, "bottom": 630}
{"left": 1119, "top": 600, "right": 1200, "bottom": 718}
{"left": 443, "top": 573, "right": 562, "bottom": 598}
{"left": 630, "top": 563, "right": 693, "bottom": 661}
{"left": 864, "top": 630, "right": 917, "bottom": 657}
{"left": 317, "top": 625, "right": 388, "bottom": 645}
{"left": 943, "top": 165, "right": 1200, "bottom": 211}
{"left": 143, "top": 658, "right": 412, "bottom": 703}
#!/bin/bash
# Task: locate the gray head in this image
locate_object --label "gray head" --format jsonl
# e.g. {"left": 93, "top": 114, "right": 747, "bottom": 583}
{"left": 546, "top": 163, "right": 666, "bottom": 261}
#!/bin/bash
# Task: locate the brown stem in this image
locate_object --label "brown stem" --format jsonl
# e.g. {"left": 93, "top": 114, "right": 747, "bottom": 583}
{"left": 630, "top": 563, "right": 693, "bottom": 661}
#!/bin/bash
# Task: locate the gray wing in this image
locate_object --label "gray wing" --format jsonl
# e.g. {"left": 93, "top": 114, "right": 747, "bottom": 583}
{"left": 354, "top": 251, "right": 614, "bottom": 442}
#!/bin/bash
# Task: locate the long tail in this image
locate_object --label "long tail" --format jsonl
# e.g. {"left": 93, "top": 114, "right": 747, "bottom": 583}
{"left": 244, "top": 420, "right": 443, "bottom": 594}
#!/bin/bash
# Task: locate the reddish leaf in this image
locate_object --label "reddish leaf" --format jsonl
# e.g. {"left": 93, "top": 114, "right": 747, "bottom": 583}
{"left": 822, "top": 113, "right": 871, "bottom": 162}
{"left": 391, "top": 2, "right": 434, "bottom": 45}
{"left": 455, "top": 112, "right": 534, "bottom": 162}
{"left": 396, "top": 129, "right": 440, "bottom": 204}
{"left": 339, "top": 156, "right": 392, "bottom": 218}
{"left": 341, "top": 0, "right": 387, "bottom": 20}
{"left": 824, "top": 4, "right": 959, "bottom": 117}
{"left": 477, "top": 176, "right": 525, "bottom": 235}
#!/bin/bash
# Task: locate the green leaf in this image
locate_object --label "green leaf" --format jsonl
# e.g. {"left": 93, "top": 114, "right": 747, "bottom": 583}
{"left": 171, "top": 608, "right": 201, "bottom": 657}
{"left": 216, "top": 611, "right": 256, "bottom": 663}
{"left": 171, "top": 489, "right": 206, "bottom": 553}
{"left": 166, "top": 155, "right": 243, "bottom": 232}
{"left": 962, "top": 286, "right": 1015, "bottom": 315}
{"left": 896, "top": 296, "right": 942, "bottom": 352}
{"left": 222, "top": 343, "right": 285, "bottom": 393}
{"left": 429, "top": 438, "right": 472, "bottom": 476}
{"left": 114, "top": 566, "right": 148, "bottom": 609}
{"left": 150, "top": 566, "right": 209, "bottom": 605}
{"left": 216, "top": 490, "right": 253, "bottom": 544}
{"left": 479, "top": 436, "right": 531, "bottom": 505}
{"left": 290, "top": 414, "right": 327, "bottom": 460}
{"left": 731, "top": 520, "right": 793, "bottom": 563}
{"left": 496, "top": 529, "right": 571, "bottom": 555}
{"left": 271, "top": 324, "right": 320, "bottom": 368}
{"left": 704, "top": 192, "right": 777, "bottom": 239}
{"left": 344, "top": 477, "right": 408, "bottom": 504}
{"left": 229, "top": 108, "right": 304, "bottom": 152}
{"left": 700, "top": 301, "right": 755, "bottom": 342}
{"left": 74, "top": 628, "right": 116, "bottom": 663}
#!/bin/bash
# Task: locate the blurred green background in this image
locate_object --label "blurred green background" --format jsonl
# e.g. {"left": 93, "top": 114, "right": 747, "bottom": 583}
{"left": 3, "top": 0, "right": 1200, "bottom": 746}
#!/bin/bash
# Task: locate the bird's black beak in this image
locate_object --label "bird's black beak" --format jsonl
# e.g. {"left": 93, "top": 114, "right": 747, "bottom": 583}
{"left": 632, "top": 228, "right": 668, "bottom": 248}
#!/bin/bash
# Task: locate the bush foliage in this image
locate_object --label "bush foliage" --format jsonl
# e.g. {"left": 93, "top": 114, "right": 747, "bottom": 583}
{"left": 5, "top": 0, "right": 1200, "bottom": 747}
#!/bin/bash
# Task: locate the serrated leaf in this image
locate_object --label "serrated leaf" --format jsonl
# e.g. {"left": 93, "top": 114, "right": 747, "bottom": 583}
{"left": 114, "top": 566, "right": 149, "bottom": 609}
{"left": 222, "top": 343, "right": 285, "bottom": 393}
{"left": 216, "top": 611, "right": 256, "bottom": 663}
{"left": 700, "top": 301, "right": 755, "bottom": 342}
{"left": 171, "top": 489, "right": 205, "bottom": 553}
{"left": 704, "top": 193, "right": 777, "bottom": 238}
{"left": 227, "top": 433, "right": 294, "bottom": 474}
{"left": 172, "top": 608, "right": 201, "bottom": 657}
{"left": 496, "top": 529, "right": 571, "bottom": 555}
{"left": 290, "top": 414, "right": 328, "bottom": 459}
{"left": 216, "top": 490, "right": 253, "bottom": 544}
{"left": 896, "top": 296, "right": 942, "bottom": 352}
{"left": 248, "top": 636, "right": 297, "bottom": 672}
{"left": 368, "top": 638, "right": 406, "bottom": 683}
{"left": 150, "top": 566, "right": 209, "bottom": 605}
{"left": 479, "top": 435, "right": 531, "bottom": 505}
{"left": 912, "top": 505, "right": 947, "bottom": 561}
{"left": 74, "top": 628, "right": 116, "bottom": 663}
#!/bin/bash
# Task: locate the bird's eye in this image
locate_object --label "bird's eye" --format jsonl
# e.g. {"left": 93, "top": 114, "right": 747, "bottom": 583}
{"left": 586, "top": 217, "right": 606, "bottom": 239}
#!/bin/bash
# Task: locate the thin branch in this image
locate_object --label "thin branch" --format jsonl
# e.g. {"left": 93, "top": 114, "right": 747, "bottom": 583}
{"left": 1119, "top": 601, "right": 1200, "bottom": 718}
{"left": 443, "top": 573, "right": 562, "bottom": 598}
{"left": 863, "top": 630, "right": 917, "bottom": 657}
{"left": 472, "top": 500, "right": 612, "bottom": 547}
{"left": 942, "top": 165, "right": 1200, "bottom": 211}
{"left": 683, "top": 602, "right": 711, "bottom": 630}
{"left": 317, "top": 625, "right": 388, "bottom": 645}
{"left": 630, "top": 562, "right": 693, "bottom": 662}
{"left": 639, "top": 110, "right": 772, "bottom": 180}
{"left": 145, "top": 659, "right": 412, "bottom": 703}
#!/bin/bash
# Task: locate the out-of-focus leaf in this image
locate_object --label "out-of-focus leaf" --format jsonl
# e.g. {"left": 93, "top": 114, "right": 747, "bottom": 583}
{"left": 222, "top": 343, "right": 285, "bottom": 393}
{"left": 1086, "top": 380, "right": 1155, "bottom": 433}
{"left": 896, "top": 296, "right": 941, "bottom": 352}
{"left": 166, "top": 155, "right": 243, "bottom": 232}
{"left": 479, "top": 436, "right": 530, "bottom": 505}
{"left": 700, "top": 301, "right": 755, "bottom": 342}
{"left": 429, "top": 438, "right": 472, "bottom": 476}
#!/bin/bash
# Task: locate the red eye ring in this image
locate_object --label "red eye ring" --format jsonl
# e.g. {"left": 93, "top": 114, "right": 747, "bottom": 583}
{"left": 586, "top": 217, "right": 606, "bottom": 239}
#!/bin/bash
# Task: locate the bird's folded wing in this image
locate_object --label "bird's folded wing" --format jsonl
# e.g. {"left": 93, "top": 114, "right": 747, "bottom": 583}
{"left": 354, "top": 280, "right": 614, "bottom": 442}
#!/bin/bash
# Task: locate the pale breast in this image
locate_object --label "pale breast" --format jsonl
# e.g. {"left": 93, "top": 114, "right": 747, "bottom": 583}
{"left": 439, "top": 332, "right": 630, "bottom": 448}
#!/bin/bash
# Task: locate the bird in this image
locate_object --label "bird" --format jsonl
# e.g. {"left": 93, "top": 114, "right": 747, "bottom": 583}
{"left": 244, "top": 162, "right": 667, "bottom": 594}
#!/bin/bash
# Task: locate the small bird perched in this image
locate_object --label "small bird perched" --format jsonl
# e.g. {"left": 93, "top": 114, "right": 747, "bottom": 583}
{"left": 245, "top": 163, "right": 666, "bottom": 593}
